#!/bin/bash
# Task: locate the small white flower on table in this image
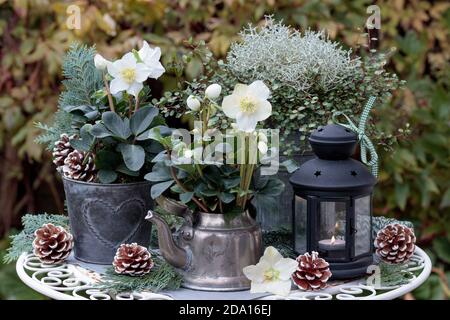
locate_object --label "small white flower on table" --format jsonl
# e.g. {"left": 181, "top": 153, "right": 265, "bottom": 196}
{"left": 243, "top": 246, "right": 298, "bottom": 297}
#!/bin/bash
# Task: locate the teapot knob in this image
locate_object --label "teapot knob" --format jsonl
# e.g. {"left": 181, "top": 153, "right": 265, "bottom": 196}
{"left": 181, "top": 226, "right": 194, "bottom": 240}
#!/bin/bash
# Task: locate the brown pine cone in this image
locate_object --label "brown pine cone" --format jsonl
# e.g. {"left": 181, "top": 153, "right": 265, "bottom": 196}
{"left": 292, "top": 251, "right": 332, "bottom": 291}
{"left": 113, "top": 243, "right": 154, "bottom": 276}
{"left": 62, "top": 150, "right": 96, "bottom": 182}
{"left": 374, "top": 223, "right": 416, "bottom": 264}
{"left": 32, "top": 223, "right": 73, "bottom": 264}
{"left": 52, "top": 133, "right": 75, "bottom": 169}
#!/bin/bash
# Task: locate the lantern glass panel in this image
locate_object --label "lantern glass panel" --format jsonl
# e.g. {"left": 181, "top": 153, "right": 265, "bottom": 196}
{"left": 294, "top": 196, "right": 308, "bottom": 254}
{"left": 355, "top": 195, "right": 372, "bottom": 257}
{"left": 318, "top": 201, "right": 347, "bottom": 259}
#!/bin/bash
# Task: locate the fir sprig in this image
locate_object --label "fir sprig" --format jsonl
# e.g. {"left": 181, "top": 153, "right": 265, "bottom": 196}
{"left": 35, "top": 43, "right": 103, "bottom": 150}
{"left": 374, "top": 261, "right": 415, "bottom": 287}
{"left": 263, "top": 228, "right": 296, "bottom": 259}
{"left": 35, "top": 110, "right": 77, "bottom": 150}
{"left": 59, "top": 43, "right": 103, "bottom": 109}
{"left": 3, "top": 213, "right": 69, "bottom": 263}
{"left": 96, "top": 251, "right": 183, "bottom": 294}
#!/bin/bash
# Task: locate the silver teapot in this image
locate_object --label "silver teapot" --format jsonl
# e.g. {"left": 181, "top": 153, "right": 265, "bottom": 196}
{"left": 145, "top": 197, "right": 262, "bottom": 291}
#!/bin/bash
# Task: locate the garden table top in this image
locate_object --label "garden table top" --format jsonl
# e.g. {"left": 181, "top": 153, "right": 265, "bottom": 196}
{"left": 16, "top": 247, "right": 431, "bottom": 300}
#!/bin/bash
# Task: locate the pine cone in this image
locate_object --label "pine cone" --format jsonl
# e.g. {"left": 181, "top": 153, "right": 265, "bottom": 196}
{"left": 292, "top": 251, "right": 332, "bottom": 291}
{"left": 374, "top": 223, "right": 416, "bottom": 264}
{"left": 52, "top": 133, "right": 75, "bottom": 168}
{"left": 62, "top": 150, "right": 96, "bottom": 182}
{"left": 32, "top": 223, "right": 73, "bottom": 264}
{"left": 113, "top": 243, "right": 154, "bottom": 276}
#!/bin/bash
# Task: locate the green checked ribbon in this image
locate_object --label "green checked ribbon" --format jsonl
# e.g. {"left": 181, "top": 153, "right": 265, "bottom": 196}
{"left": 332, "top": 96, "right": 379, "bottom": 178}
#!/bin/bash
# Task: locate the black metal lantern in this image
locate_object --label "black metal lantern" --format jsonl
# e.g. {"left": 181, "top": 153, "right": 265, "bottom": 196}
{"left": 290, "top": 124, "right": 376, "bottom": 279}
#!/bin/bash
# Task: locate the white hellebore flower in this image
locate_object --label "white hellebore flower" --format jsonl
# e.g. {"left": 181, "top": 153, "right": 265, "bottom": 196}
{"left": 107, "top": 52, "right": 151, "bottom": 97}
{"left": 222, "top": 80, "right": 272, "bottom": 133}
{"left": 138, "top": 41, "right": 165, "bottom": 79}
{"left": 243, "top": 246, "right": 297, "bottom": 297}
{"left": 187, "top": 95, "right": 201, "bottom": 111}
{"left": 94, "top": 54, "right": 110, "bottom": 70}
{"left": 205, "top": 83, "right": 222, "bottom": 100}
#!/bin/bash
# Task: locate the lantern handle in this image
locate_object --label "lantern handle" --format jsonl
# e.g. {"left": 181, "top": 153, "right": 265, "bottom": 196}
{"left": 332, "top": 96, "right": 379, "bottom": 178}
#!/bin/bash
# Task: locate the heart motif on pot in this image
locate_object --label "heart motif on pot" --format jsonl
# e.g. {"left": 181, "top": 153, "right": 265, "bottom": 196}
{"left": 82, "top": 198, "right": 147, "bottom": 249}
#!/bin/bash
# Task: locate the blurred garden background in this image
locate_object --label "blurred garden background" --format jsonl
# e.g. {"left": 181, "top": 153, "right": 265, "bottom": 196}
{"left": 0, "top": 0, "right": 449, "bottom": 299}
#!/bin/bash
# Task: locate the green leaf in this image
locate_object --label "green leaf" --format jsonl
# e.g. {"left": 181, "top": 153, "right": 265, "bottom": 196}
{"left": 95, "top": 150, "right": 121, "bottom": 170}
{"left": 116, "top": 164, "right": 139, "bottom": 177}
{"left": 130, "top": 107, "right": 158, "bottom": 135}
{"left": 151, "top": 180, "right": 174, "bottom": 199}
{"left": 395, "top": 183, "right": 410, "bottom": 211}
{"left": 170, "top": 184, "right": 184, "bottom": 194}
{"left": 119, "top": 144, "right": 145, "bottom": 171}
{"left": 257, "top": 177, "right": 285, "bottom": 196}
{"left": 433, "top": 238, "right": 450, "bottom": 264}
{"left": 180, "top": 192, "right": 194, "bottom": 203}
{"left": 70, "top": 124, "right": 95, "bottom": 152}
{"left": 144, "top": 162, "right": 172, "bottom": 182}
{"left": 91, "top": 123, "right": 112, "bottom": 138}
{"left": 424, "top": 176, "right": 439, "bottom": 194}
{"left": 199, "top": 187, "right": 217, "bottom": 197}
{"left": 98, "top": 170, "right": 118, "bottom": 184}
{"left": 440, "top": 188, "right": 450, "bottom": 209}
{"left": 281, "top": 159, "right": 299, "bottom": 173}
{"left": 223, "top": 177, "right": 241, "bottom": 190}
{"left": 102, "top": 112, "right": 131, "bottom": 139}
{"left": 219, "top": 192, "right": 235, "bottom": 204}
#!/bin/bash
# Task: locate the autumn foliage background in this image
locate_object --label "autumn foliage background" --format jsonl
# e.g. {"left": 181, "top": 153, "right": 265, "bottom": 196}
{"left": 0, "top": 0, "right": 449, "bottom": 299}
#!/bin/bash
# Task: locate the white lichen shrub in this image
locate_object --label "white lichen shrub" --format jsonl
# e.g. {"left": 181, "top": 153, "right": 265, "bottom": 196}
{"left": 226, "top": 17, "right": 362, "bottom": 92}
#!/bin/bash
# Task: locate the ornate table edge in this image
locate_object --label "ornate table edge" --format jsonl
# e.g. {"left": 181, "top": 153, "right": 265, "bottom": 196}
{"left": 16, "top": 247, "right": 432, "bottom": 300}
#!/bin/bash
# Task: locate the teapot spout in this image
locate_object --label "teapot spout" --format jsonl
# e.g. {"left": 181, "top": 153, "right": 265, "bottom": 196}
{"left": 145, "top": 210, "right": 189, "bottom": 269}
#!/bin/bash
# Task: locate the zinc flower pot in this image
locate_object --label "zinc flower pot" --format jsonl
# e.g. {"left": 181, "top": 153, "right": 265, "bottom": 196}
{"left": 257, "top": 152, "right": 314, "bottom": 231}
{"left": 62, "top": 177, "right": 152, "bottom": 264}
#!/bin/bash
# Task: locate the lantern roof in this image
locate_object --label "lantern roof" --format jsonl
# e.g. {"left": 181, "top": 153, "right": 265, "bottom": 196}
{"left": 290, "top": 124, "right": 376, "bottom": 194}
{"left": 309, "top": 123, "right": 357, "bottom": 144}
{"left": 289, "top": 158, "right": 376, "bottom": 193}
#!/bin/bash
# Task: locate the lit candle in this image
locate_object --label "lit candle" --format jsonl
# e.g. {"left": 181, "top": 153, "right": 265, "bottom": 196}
{"left": 318, "top": 235, "right": 345, "bottom": 251}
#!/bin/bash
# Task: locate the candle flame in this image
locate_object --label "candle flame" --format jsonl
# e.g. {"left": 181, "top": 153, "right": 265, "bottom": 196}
{"left": 331, "top": 235, "right": 336, "bottom": 245}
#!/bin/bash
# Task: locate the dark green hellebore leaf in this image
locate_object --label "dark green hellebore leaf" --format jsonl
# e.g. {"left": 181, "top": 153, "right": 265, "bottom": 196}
{"left": 219, "top": 192, "right": 235, "bottom": 204}
{"left": 180, "top": 192, "right": 194, "bottom": 204}
{"left": 91, "top": 123, "right": 112, "bottom": 138}
{"left": 98, "top": 170, "right": 118, "bottom": 184}
{"left": 130, "top": 106, "right": 158, "bottom": 135}
{"left": 151, "top": 180, "right": 174, "bottom": 199}
{"left": 70, "top": 124, "right": 95, "bottom": 152}
{"left": 119, "top": 143, "right": 145, "bottom": 171}
{"left": 102, "top": 111, "right": 131, "bottom": 139}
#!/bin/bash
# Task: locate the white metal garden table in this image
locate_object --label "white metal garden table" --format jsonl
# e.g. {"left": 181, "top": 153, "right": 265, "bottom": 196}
{"left": 16, "top": 247, "right": 431, "bottom": 300}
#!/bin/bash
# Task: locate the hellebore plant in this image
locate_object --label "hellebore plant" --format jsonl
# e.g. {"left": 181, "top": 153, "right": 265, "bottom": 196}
{"left": 39, "top": 42, "right": 170, "bottom": 184}
{"left": 145, "top": 81, "right": 284, "bottom": 215}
